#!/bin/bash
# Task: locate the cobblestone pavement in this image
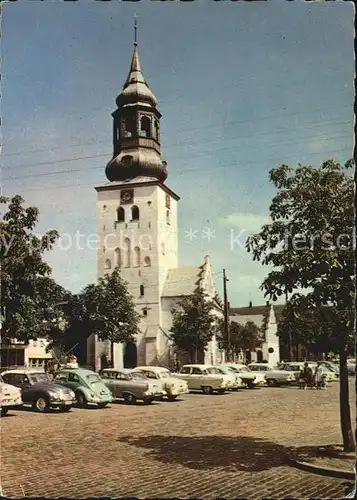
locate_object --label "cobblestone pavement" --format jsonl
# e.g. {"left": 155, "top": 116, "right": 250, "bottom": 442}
{"left": 1, "top": 379, "right": 355, "bottom": 499}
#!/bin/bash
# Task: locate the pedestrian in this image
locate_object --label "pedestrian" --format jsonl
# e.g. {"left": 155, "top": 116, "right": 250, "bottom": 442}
{"left": 315, "top": 365, "right": 327, "bottom": 390}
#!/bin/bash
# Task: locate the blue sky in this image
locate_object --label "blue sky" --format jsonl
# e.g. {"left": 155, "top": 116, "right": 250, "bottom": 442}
{"left": 2, "top": 1, "right": 354, "bottom": 306}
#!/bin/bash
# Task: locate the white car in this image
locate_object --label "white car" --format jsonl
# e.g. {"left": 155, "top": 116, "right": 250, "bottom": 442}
{"left": 225, "top": 363, "right": 266, "bottom": 388}
{"left": 0, "top": 374, "right": 23, "bottom": 416}
{"left": 248, "top": 363, "right": 296, "bottom": 387}
{"left": 306, "top": 362, "right": 338, "bottom": 382}
{"left": 215, "top": 365, "right": 242, "bottom": 390}
{"left": 133, "top": 366, "right": 189, "bottom": 401}
{"left": 175, "top": 364, "right": 232, "bottom": 394}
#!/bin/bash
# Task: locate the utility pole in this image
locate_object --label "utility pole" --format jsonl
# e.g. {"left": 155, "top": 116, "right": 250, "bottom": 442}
{"left": 285, "top": 289, "right": 293, "bottom": 362}
{"left": 223, "top": 269, "right": 230, "bottom": 361}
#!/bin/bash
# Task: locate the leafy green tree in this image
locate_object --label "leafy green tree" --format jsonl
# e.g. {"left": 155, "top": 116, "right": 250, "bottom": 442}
{"left": 246, "top": 159, "right": 355, "bottom": 451}
{"left": 217, "top": 319, "right": 263, "bottom": 362}
{"left": 80, "top": 268, "right": 140, "bottom": 362}
{"left": 0, "top": 195, "right": 66, "bottom": 343}
{"left": 170, "top": 289, "right": 216, "bottom": 363}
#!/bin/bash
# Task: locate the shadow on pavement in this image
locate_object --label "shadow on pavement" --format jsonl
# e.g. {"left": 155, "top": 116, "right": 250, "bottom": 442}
{"left": 119, "top": 434, "right": 347, "bottom": 474}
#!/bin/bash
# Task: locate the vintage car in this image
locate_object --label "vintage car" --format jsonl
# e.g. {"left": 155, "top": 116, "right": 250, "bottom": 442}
{"left": 306, "top": 362, "right": 338, "bottom": 382}
{"left": 224, "top": 363, "right": 266, "bottom": 388}
{"left": 100, "top": 368, "right": 164, "bottom": 404}
{"left": 1, "top": 369, "right": 76, "bottom": 412}
{"left": 279, "top": 362, "right": 306, "bottom": 381}
{"left": 0, "top": 374, "right": 23, "bottom": 416}
{"left": 54, "top": 367, "right": 112, "bottom": 408}
{"left": 175, "top": 364, "right": 232, "bottom": 394}
{"left": 215, "top": 365, "right": 242, "bottom": 390}
{"left": 347, "top": 359, "right": 356, "bottom": 376}
{"left": 248, "top": 363, "right": 296, "bottom": 387}
{"left": 133, "top": 366, "right": 189, "bottom": 401}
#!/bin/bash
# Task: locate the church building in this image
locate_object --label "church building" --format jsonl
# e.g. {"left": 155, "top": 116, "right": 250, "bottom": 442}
{"left": 87, "top": 30, "right": 224, "bottom": 371}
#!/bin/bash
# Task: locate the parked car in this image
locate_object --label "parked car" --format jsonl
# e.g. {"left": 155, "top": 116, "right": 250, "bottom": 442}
{"left": 317, "top": 361, "right": 340, "bottom": 377}
{"left": 248, "top": 363, "right": 296, "bottom": 387}
{"left": 0, "top": 374, "right": 23, "bottom": 416}
{"left": 279, "top": 362, "right": 305, "bottom": 381}
{"left": 133, "top": 366, "right": 189, "bottom": 401}
{"left": 100, "top": 368, "right": 164, "bottom": 404}
{"left": 54, "top": 367, "right": 112, "bottom": 408}
{"left": 1, "top": 369, "right": 76, "bottom": 413}
{"left": 215, "top": 365, "right": 242, "bottom": 390}
{"left": 175, "top": 364, "right": 232, "bottom": 394}
{"left": 305, "top": 362, "right": 338, "bottom": 382}
{"left": 224, "top": 363, "right": 266, "bottom": 388}
{"left": 347, "top": 359, "right": 356, "bottom": 376}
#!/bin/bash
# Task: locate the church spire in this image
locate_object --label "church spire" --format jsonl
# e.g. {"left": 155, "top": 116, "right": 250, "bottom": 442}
{"left": 105, "top": 25, "right": 168, "bottom": 184}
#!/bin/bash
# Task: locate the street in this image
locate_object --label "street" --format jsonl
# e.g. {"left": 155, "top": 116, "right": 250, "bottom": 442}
{"left": 1, "top": 381, "right": 355, "bottom": 499}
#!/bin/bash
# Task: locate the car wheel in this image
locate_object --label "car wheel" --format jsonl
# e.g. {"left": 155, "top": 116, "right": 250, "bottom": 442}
{"left": 75, "top": 391, "right": 87, "bottom": 407}
{"left": 59, "top": 406, "right": 72, "bottom": 412}
{"left": 97, "top": 402, "right": 108, "bottom": 408}
{"left": 143, "top": 398, "right": 154, "bottom": 405}
{"left": 202, "top": 386, "right": 213, "bottom": 395}
{"left": 247, "top": 382, "right": 255, "bottom": 389}
{"left": 0, "top": 407, "right": 8, "bottom": 417}
{"left": 267, "top": 379, "right": 279, "bottom": 387}
{"left": 167, "top": 395, "right": 178, "bottom": 401}
{"left": 217, "top": 389, "right": 226, "bottom": 394}
{"left": 33, "top": 396, "right": 50, "bottom": 413}
{"left": 123, "top": 393, "right": 137, "bottom": 405}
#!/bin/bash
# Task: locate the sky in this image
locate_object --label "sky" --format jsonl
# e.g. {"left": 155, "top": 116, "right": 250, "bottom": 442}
{"left": 2, "top": 0, "right": 355, "bottom": 307}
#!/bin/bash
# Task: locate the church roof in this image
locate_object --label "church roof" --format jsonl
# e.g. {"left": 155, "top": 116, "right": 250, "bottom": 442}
{"left": 162, "top": 267, "right": 202, "bottom": 297}
{"left": 229, "top": 305, "right": 271, "bottom": 332}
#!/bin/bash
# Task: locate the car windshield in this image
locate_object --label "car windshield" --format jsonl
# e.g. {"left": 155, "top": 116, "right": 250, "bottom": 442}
{"left": 159, "top": 371, "right": 171, "bottom": 378}
{"left": 86, "top": 374, "right": 102, "bottom": 384}
{"left": 29, "top": 373, "right": 52, "bottom": 384}
{"left": 226, "top": 366, "right": 238, "bottom": 372}
{"left": 205, "top": 367, "right": 221, "bottom": 375}
{"left": 239, "top": 367, "right": 249, "bottom": 373}
{"left": 131, "top": 372, "right": 146, "bottom": 380}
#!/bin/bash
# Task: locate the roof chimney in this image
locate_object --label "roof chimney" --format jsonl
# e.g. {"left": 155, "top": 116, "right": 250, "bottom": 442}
{"left": 249, "top": 301, "right": 252, "bottom": 308}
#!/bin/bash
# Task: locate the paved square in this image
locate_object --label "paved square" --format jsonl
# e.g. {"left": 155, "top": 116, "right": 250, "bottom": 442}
{"left": 1, "top": 380, "right": 355, "bottom": 499}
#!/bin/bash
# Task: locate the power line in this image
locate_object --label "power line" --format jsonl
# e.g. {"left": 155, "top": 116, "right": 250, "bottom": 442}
{"left": 3, "top": 132, "right": 351, "bottom": 183}
{"left": 2, "top": 118, "right": 351, "bottom": 175}
{"left": 2, "top": 103, "right": 351, "bottom": 159}
{"left": 1, "top": 146, "right": 351, "bottom": 195}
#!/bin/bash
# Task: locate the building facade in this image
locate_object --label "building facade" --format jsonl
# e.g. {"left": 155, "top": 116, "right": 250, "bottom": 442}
{"left": 88, "top": 35, "right": 223, "bottom": 371}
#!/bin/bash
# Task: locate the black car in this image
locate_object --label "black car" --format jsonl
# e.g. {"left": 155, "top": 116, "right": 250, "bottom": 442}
{"left": 1, "top": 370, "right": 76, "bottom": 413}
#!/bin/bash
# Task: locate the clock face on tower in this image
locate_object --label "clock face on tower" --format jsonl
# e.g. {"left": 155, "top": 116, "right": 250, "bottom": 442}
{"left": 120, "top": 189, "right": 134, "bottom": 205}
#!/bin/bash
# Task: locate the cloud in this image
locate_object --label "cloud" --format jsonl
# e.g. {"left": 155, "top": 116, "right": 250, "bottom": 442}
{"left": 220, "top": 212, "right": 270, "bottom": 234}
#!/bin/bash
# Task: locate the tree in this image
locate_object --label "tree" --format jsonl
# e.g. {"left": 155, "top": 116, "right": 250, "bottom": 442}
{"left": 246, "top": 159, "right": 355, "bottom": 451}
{"left": 79, "top": 268, "right": 140, "bottom": 363}
{"left": 0, "top": 195, "right": 66, "bottom": 343}
{"left": 170, "top": 289, "right": 216, "bottom": 363}
{"left": 217, "top": 319, "right": 263, "bottom": 362}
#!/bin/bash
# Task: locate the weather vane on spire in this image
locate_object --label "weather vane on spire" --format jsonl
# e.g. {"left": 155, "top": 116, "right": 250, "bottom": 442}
{"left": 134, "top": 15, "right": 138, "bottom": 46}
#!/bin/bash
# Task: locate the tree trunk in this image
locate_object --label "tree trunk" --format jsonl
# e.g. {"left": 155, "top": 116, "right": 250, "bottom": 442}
{"left": 194, "top": 347, "right": 198, "bottom": 364}
{"left": 339, "top": 348, "right": 355, "bottom": 452}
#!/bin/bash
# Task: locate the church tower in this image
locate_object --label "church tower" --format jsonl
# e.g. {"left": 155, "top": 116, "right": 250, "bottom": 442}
{"left": 95, "top": 23, "right": 180, "bottom": 368}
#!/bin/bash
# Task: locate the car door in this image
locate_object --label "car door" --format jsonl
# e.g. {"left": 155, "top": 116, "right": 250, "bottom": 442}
{"left": 65, "top": 372, "right": 81, "bottom": 392}
{"left": 114, "top": 372, "right": 128, "bottom": 399}
{"left": 191, "top": 367, "right": 204, "bottom": 389}
{"left": 177, "top": 366, "right": 192, "bottom": 388}
{"left": 101, "top": 371, "right": 115, "bottom": 395}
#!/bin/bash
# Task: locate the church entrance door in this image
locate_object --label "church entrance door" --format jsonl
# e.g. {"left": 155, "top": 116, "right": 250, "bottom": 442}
{"left": 124, "top": 342, "right": 137, "bottom": 368}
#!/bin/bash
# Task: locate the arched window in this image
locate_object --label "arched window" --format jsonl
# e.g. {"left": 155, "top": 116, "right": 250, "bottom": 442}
{"left": 134, "top": 246, "right": 140, "bottom": 267}
{"left": 166, "top": 210, "right": 170, "bottom": 225}
{"left": 144, "top": 256, "right": 151, "bottom": 267}
{"left": 124, "top": 117, "right": 136, "bottom": 138}
{"left": 161, "top": 242, "right": 165, "bottom": 255}
{"left": 104, "top": 259, "right": 111, "bottom": 270}
{"left": 140, "top": 285, "right": 145, "bottom": 296}
{"left": 123, "top": 238, "right": 131, "bottom": 268}
{"left": 140, "top": 116, "right": 151, "bottom": 138}
{"left": 117, "top": 207, "right": 125, "bottom": 222}
{"left": 131, "top": 205, "right": 139, "bottom": 221}
{"left": 114, "top": 248, "right": 122, "bottom": 268}
{"left": 154, "top": 121, "right": 160, "bottom": 140}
